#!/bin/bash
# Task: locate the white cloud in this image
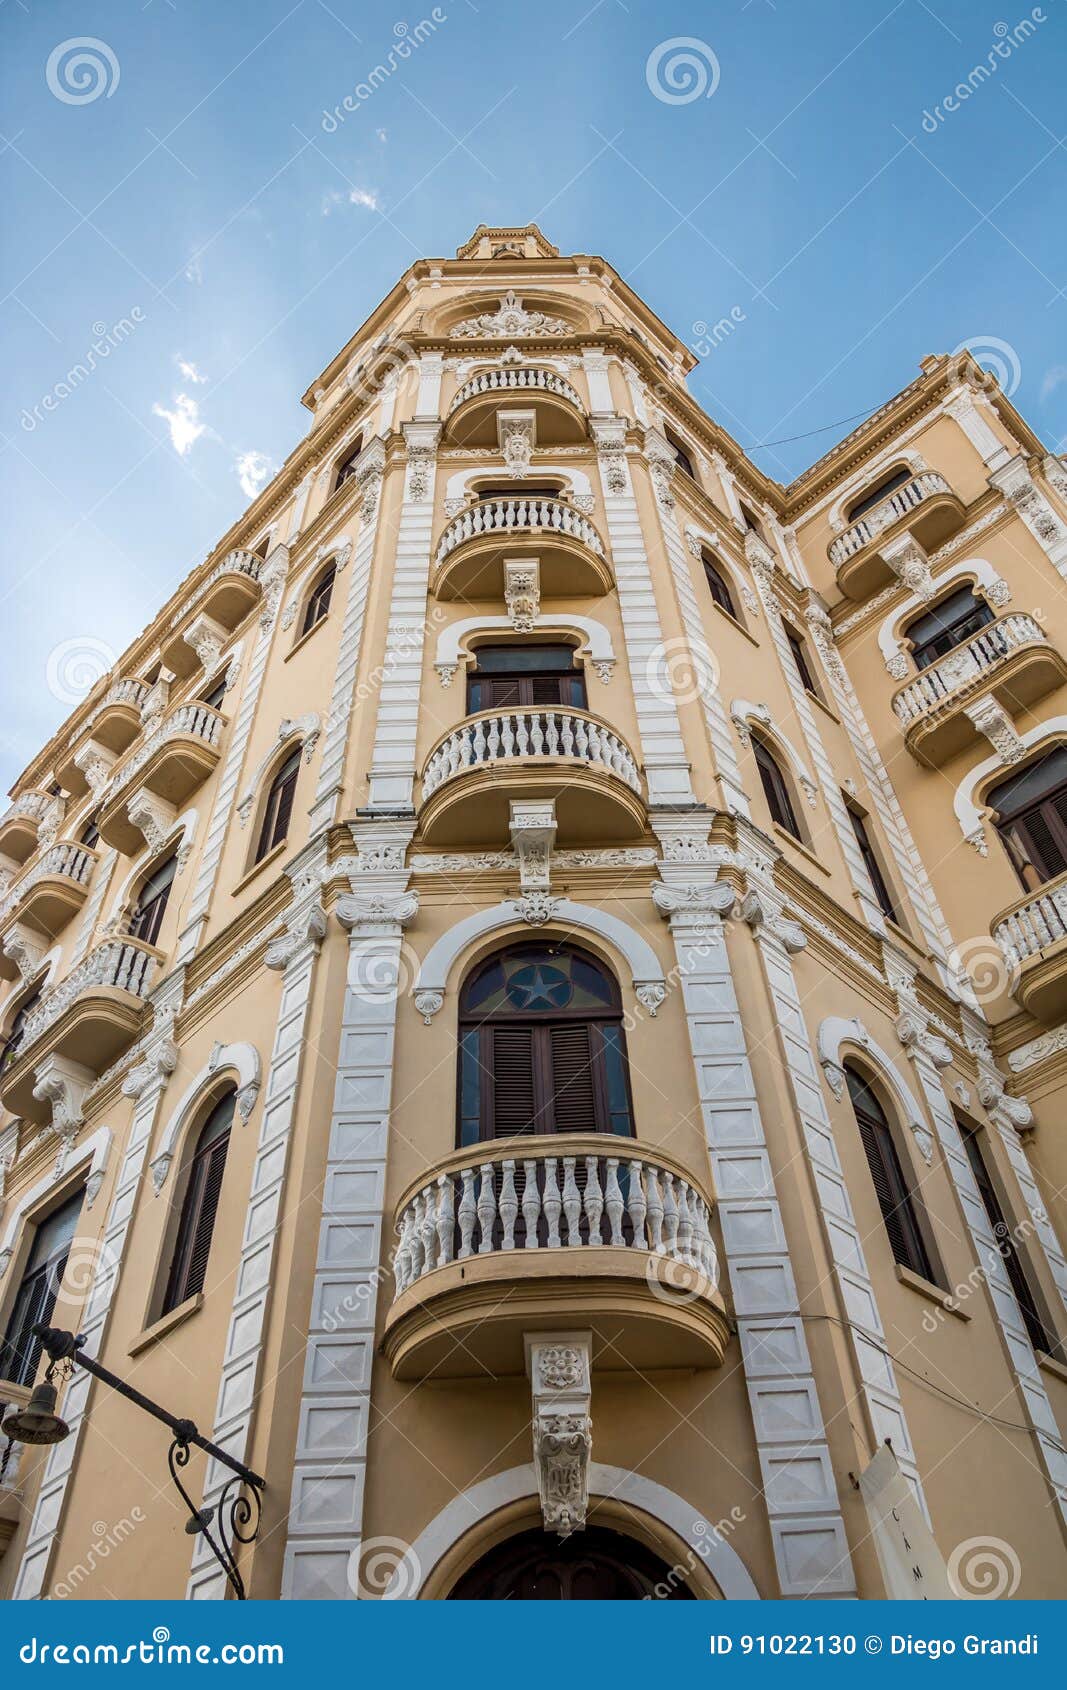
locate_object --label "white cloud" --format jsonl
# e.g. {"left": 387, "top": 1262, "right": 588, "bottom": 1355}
{"left": 322, "top": 185, "right": 381, "bottom": 215}
{"left": 153, "top": 392, "right": 206, "bottom": 456}
{"left": 235, "top": 449, "right": 276, "bottom": 499}
{"left": 177, "top": 357, "right": 207, "bottom": 385}
{"left": 185, "top": 254, "right": 203, "bottom": 285}
{"left": 1041, "top": 365, "right": 1067, "bottom": 401}
{"left": 376, "top": 128, "right": 387, "bottom": 143}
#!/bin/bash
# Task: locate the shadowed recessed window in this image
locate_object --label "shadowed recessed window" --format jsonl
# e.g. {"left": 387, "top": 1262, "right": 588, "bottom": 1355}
{"left": 0, "top": 1189, "right": 84, "bottom": 1387}
{"left": 161, "top": 1090, "right": 236, "bottom": 1315}
{"left": 129, "top": 853, "right": 178, "bottom": 948}
{"left": 846, "top": 467, "right": 912, "bottom": 522}
{"left": 466, "top": 645, "right": 586, "bottom": 713}
{"left": 301, "top": 563, "right": 336, "bottom": 636}
{"left": 256, "top": 749, "right": 300, "bottom": 863}
{"left": 753, "top": 738, "right": 801, "bottom": 840}
{"left": 457, "top": 942, "right": 633, "bottom": 1146}
{"left": 702, "top": 552, "right": 737, "bottom": 620}
{"left": 846, "top": 1066, "right": 937, "bottom": 1284}
{"left": 904, "top": 585, "right": 994, "bottom": 671}
{"left": 989, "top": 747, "right": 1067, "bottom": 891}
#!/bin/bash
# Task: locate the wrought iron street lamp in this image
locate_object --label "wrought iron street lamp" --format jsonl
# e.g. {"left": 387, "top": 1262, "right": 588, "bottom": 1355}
{"left": 1, "top": 1325, "right": 265, "bottom": 1600}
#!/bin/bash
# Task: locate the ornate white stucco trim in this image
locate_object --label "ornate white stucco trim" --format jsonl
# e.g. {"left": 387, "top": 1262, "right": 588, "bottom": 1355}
{"left": 877, "top": 558, "right": 1011, "bottom": 672}
{"left": 730, "top": 702, "right": 817, "bottom": 807}
{"left": 817, "top": 1016, "right": 927, "bottom": 1132}
{"left": 442, "top": 463, "right": 593, "bottom": 505}
{"left": 0, "top": 1127, "right": 112, "bottom": 1270}
{"left": 381, "top": 1462, "right": 761, "bottom": 1600}
{"left": 149, "top": 1041, "right": 261, "bottom": 1193}
{"left": 432, "top": 614, "right": 616, "bottom": 683}
{"left": 236, "top": 714, "right": 321, "bottom": 827}
{"left": 412, "top": 899, "right": 665, "bottom": 1021}
{"left": 953, "top": 717, "right": 1067, "bottom": 845}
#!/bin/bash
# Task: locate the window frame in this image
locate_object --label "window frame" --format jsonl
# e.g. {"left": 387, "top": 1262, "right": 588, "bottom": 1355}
{"left": 785, "top": 625, "right": 821, "bottom": 698}
{"left": 664, "top": 429, "right": 696, "bottom": 482}
{"left": 128, "top": 852, "right": 178, "bottom": 948}
{"left": 846, "top": 466, "right": 913, "bottom": 523}
{"left": 0, "top": 1187, "right": 85, "bottom": 1389}
{"left": 957, "top": 1117, "right": 1058, "bottom": 1358}
{"left": 701, "top": 551, "right": 738, "bottom": 621}
{"left": 903, "top": 585, "right": 996, "bottom": 672}
{"left": 846, "top": 800, "right": 900, "bottom": 926}
{"left": 160, "top": 1089, "right": 236, "bottom": 1317}
{"left": 753, "top": 737, "right": 802, "bottom": 840}
{"left": 333, "top": 437, "right": 365, "bottom": 493}
{"left": 465, "top": 644, "right": 588, "bottom": 714}
{"left": 846, "top": 1065, "right": 940, "bottom": 1286}
{"left": 255, "top": 748, "right": 301, "bottom": 864}
{"left": 300, "top": 563, "right": 336, "bottom": 638}
{"left": 989, "top": 749, "right": 1067, "bottom": 891}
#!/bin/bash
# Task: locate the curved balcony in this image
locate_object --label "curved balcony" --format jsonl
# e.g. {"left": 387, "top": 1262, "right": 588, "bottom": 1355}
{"left": 97, "top": 702, "right": 224, "bottom": 852}
{"left": 432, "top": 497, "right": 611, "bottom": 599}
{"left": 383, "top": 1136, "right": 728, "bottom": 1381}
{"left": 994, "top": 876, "right": 1067, "bottom": 1023}
{"left": 892, "top": 614, "right": 1066, "bottom": 766}
{"left": 419, "top": 707, "right": 645, "bottom": 846}
{"left": 830, "top": 472, "right": 965, "bottom": 599}
{"left": 0, "top": 844, "right": 97, "bottom": 976}
{"left": 162, "top": 549, "right": 263, "bottom": 675}
{"left": 1, "top": 937, "right": 160, "bottom": 1122}
{"left": 56, "top": 679, "right": 149, "bottom": 794}
{"left": 0, "top": 793, "right": 60, "bottom": 868}
{"left": 443, "top": 367, "right": 586, "bottom": 447}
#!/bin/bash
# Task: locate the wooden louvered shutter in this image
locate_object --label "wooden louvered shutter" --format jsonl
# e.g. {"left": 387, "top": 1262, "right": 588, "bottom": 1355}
{"left": 854, "top": 1106, "right": 933, "bottom": 1281}
{"left": 489, "top": 1025, "right": 537, "bottom": 1137}
{"left": 547, "top": 1023, "right": 599, "bottom": 1133}
{"left": 163, "top": 1126, "right": 231, "bottom": 1313}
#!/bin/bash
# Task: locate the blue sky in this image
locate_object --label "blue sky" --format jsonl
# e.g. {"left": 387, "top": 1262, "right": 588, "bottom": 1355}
{"left": 1, "top": 0, "right": 1065, "bottom": 790}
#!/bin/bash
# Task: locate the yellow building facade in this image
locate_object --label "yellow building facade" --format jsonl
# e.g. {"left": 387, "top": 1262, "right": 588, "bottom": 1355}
{"left": 1, "top": 224, "right": 1067, "bottom": 1601}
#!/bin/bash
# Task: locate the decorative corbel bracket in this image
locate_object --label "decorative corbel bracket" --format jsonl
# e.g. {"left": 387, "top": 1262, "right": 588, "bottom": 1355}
{"left": 509, "top": 799, "right": 555, "bottom": 892}
{"left": 497, "top": 408, "right": 536, "bottom": 480}
{"left": 503, "top": 557, "right": 540, "bottom": 632}
{"left": 183, "top": 611, "right": 228, "bottom": 671}
{"left": 526, "top": 1333, "right": 592, "bottom": 1539}
{"left": 738, "top": 889, "right": 807, "bottom": 954}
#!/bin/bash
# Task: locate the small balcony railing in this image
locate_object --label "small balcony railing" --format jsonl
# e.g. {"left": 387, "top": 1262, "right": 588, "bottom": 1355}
{"left": 0, "top": 791, "right": 62, "bottom": 864}
{"left": 447, "top": 367, "right": 583, "bottom": 416}
{"left": 421, "top": 708, "right": 641, "bottom": 804}
{"left": 105, "top": 701, "right": 224, "bottom": 805}
{"left": 892, "top": 614, "right": 1048, "bottom": 727}
{"left": 392, "top": 1143, "right": 719, "bottom": 1300}
{"left": 435, "top": 496, "right": 604, "bottom": 569}
{"left": 994, "top": 885, "right": 1067, "bottom": 970}
{"left": 175, "top": 548, "right": 263, "bottom": 628}
{"left": 829, "top": 472, "right": 954, "bottom": 566}
{"left": 84, "top": 677, "right": 149, "bottom": 732}
{"left": 0, "top": 842, "right": 96, "bottom": 928}
{"left": 19, "top": 938, "right": 157, "bottom": 1053}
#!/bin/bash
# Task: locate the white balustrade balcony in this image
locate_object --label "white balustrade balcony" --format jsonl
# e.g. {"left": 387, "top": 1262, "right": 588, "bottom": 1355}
{"left": 891, "top": 614, "right": 1066, "bottom": 766}
{"left": 993, "top": 875, "right": 1067, "bottom": 1022}
{"left": 383, "top": 1136, "right": 729, "bottom": 1380}
{"left": 830, "top": 472, "right": 955, "bottom": 566}
{"left": 448, "top": 366, "right": 583, "bottom": 416}
{"left": 432, "top": 496, "right": 610, "bottom": 598}
{"left": 1, "top": 937, "right": 161, "bottom": 1122}
{"left": 0, "top": 792, "right": 61, "bottom": 866}
{"left": 444, "top": 366, "right": 586, "bottom": 446}
{"left": 830, "top": 471, "right": 965, "bottom": 598}
{"left": 0, "top": 843, "right": 97, "bottom": 961}
{"left": 163, "top": 549, "right": 264, "bottom": 674}
{"left": 419, "top": 707, "right": 645, "bottom": 846}
{"left": 98, "top": 701, "right": 225, "bottom": 851}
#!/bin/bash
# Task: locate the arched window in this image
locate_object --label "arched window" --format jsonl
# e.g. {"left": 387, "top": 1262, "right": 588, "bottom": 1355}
{"left": 256, "top": 749, "right": 300, "bottom": 863}
{"left": 738, "top": 502, "right": 766, "bottom": 541}
{"left": 129, "top": 853, "right": 178, "bottom": 947}
{"left": 784, "top": 625, "right": 820, "bottom": 699}
{"left": 200, "top": 674, "right": 227, "bottom": 712}
{"left": 846, "top": 466, "right": 913, "bottom": 522}
{"left": 753, "top": 738, "right": 801, "bottom": 840}
{"left": 903, "top": 585, "right": 994, "bottom": 671}
{"left": 957, "top": 1117, "right": 1055, "bottom": 1356}
{"left": 161, "top": 1089, "right": 235, "bottom": 1315}
{"left": 334, "top": 436, "right": 364, "bottom": 491}
{"left": 989, "top": 748, "right": 1067, "bottom": 891}
{"left": 301, "top": 563, "right": 336, "bottom": 636}
{"left": 702, "top": 551, "right": 737, "bottom": 620}
{"left": 0, "top": 1188, "right": 84, "bottom": 1387}
{"left": 664, "top": 428, "right": 696, "bottom": 481}
{"left": 0, "top": 984, "right": 44, "bottom": 1074}
{"left": 467, "top": 645, "right": 587, "bottom": 713}
{"left": 449, "top": 1525, "right": 694, "bottom": 1600}
{"left": 79, "top": 815, "right": 100, "bottom": 848}
{"left": 845, "top": 800, "right": 899, "bottom": 926}
{"left": 457, "top": 942, "right": 633, "bottom": 1145}
{"left": 846, "top": 1067, "right": 937, "bottom": 1283}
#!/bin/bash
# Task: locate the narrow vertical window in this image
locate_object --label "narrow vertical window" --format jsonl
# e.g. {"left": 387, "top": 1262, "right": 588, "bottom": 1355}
{"left": 256, "top": 750, "right": 300, "bottom": 863}
{"left": 702, "top": 553, "right": 737, "bottom": 620}
{"left": 129, "top": 854, "right": 178, "bottom": 947}
{"left": 846, "top": 1067, "right": 938, "bottom": 1283}
{"left": 846, "top": 802, "right": 899, "bottom": 926}
{"left": 301, "top": 564, "right": 336, "bottom": 636}
{"left": 161, "top": 1091, "right": 235, "bottom": 1314}
{"left": 0, "top": 1190, "right": 84, "bottom": 1387}
{"left": 959, "top": 1120, "right": 1056, "bottom": 1356}
{"left": 753, "top": 739, "right": 801, "bottom": 840}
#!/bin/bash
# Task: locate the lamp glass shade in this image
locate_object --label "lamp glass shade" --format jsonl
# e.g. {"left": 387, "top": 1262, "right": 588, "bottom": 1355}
{"left": 1, "top": 1382, "right": 71, "bottom": 1446}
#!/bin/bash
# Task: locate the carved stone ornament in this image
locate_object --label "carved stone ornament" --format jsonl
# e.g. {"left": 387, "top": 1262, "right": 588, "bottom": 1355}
{"left": 651, "top": 879, "right": 736, "bottom": 933}
{"left": 634, "top": 981, "right": 667, "bottom": 1017}
{"left": 513, "top": 891, "right": 560, "bottom": 927}
{"left": 449, "top": 291, "right": 570, "bottom": 340}
{"left": 434, "top": 662, "right": 458, "bottom": 688}
{"left": 738, "top": 889, "right": 807, "bottom": 954}
{"left": 264, "top": 900, "right": 327, "bottom": 971}
{"left": 504, "top": 558, "right": 540, "bottom": 632}
{"left": 183, "top": 611, "right": 227, "bottom": 671}
{"left": 122, "top": 1007, "right": 179, "bottom": 1101}
{"left": 32, "top": 1055, "right": 94, "bottom": 1147}
{"left": 527, "top": 1333, "right": 592, "bottom": 1540}
{"left": 497, "top": 410, "right": 536, "bottom": 480}
{"left": 3, "top": 923, "right": 47, "bottom": 983}
{"left": 413, "top": 989, "right": 444, "bottom": 1025}
{"left": 822, "top": 1059, "right": 846, "bottom": 1101}
{"left": 963, "top": 695, "right": 1025, "bottom": 764}
{"left": 73, "top": 739, "right": 116, "bottom": 796}
{"left": 509, "top": 800, "right": 556, "bottom": 892}
{"left": 881, "top": 533, "right": 934, "bottom": 600}
{"left": 336, "top": 890, "right": 419, "bottom": 933}
{"left": 590, "top": 416, "right": 629, "bottom": 496}
{"left": 591, "top": 658, "right": 615, "bottom": 683}
{"left": 991, "top": 455, "right": 1067, "bottom": 550}
{"left": 644, "top": 432, "right": 677, "bottom": 511}
{"left": 126, "top": 788, "right": 178, "bottom": 858}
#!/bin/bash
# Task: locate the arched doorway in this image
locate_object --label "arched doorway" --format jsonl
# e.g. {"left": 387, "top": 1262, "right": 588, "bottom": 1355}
{"left": 447, "top": 1525, "right": 694, "bottom": 1600}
